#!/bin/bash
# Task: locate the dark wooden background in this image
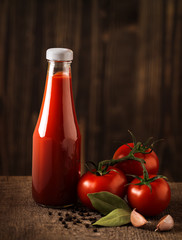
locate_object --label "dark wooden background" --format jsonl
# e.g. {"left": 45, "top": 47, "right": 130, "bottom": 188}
{"left": 0, "top": 0, "right": 182, "bottom": 181}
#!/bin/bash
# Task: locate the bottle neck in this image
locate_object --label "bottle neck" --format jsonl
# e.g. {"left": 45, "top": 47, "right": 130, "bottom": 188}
{"left": 47, "top": 60, "right": 72, "bottom": 77}
{"left": 38, "top": 60, "right": 74, "bottom": 138}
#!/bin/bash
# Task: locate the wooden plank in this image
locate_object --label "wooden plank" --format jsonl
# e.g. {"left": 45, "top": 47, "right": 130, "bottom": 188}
{"left": 2, "top": 0, "right": 17, "bottom": 175}
{"left": 136, "top": 0, "right": 163, "bottom": 136}
{"left": 160, "top": 0, "right": 182, "bottom": 181}
{"left": 87, "top": 0, "right": 138, "bottom": 165}
{"left": 136, "top": 0, "right": 182, "bottom": 181}
{"left": 0, "top": 0, "right": 9, "bottom": 174}
{"left": 0, "top": 176, "right": 182, "bottom": 240}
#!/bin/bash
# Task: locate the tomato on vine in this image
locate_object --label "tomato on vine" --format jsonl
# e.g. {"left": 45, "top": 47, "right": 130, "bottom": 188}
{"left": 112, "top": 131, "right": 160, "bottom": 181}
{"left": 127, "top": 165, "right": 171, "bottom": 216}
{"left": 77, "top": 166, "right": 127, "bottom": 209}
{"left": 113, "top": 142, "right": 159, "bottom": 181}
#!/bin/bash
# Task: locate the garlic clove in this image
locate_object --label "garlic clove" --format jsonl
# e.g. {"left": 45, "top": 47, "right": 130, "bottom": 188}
{"left": 155, "top": 214, "right": 174, "bottom": 231}
{"left": 130, "top": 208, "right": 148, "bottom": 227}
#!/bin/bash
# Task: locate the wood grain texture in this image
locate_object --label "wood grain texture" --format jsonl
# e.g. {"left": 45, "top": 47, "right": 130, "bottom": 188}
{"left": 0, "top": 0, "right": 182, "bottom": 181}
{"left": 136, "top": 0, "right": 182, "bottom": 181}
{"left": 0, "top": 176, "right": 182, "bottom": 240}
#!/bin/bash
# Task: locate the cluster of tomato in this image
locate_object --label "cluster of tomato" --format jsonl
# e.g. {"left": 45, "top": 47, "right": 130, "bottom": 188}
{"left": 77, "top": 141, "right": 171, "bottom": 217}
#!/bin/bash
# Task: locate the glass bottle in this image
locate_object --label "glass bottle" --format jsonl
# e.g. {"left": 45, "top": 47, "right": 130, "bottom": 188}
{"left": 32, "top": 48, "right": 81, "bottom": 207}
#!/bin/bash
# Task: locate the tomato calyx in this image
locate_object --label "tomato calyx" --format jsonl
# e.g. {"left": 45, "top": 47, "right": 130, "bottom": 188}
{"left": 127, "top": 163, "right": 167, "bottom": 191}
{"left": 128, "top": 130, "right": 163, "bottom": 155}
{"left": 96, "top": 167, "right": 119, "bottom": 176}
{"left": 94, "top": 164, "right": 111, "bottom": 176}
{"left": 85, "top": 161, "right": 119, "bottom": 176}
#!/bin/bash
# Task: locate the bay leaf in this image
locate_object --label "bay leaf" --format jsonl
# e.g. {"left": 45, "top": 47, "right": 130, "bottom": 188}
{"left": 87, "top": 191, "right": 131, "bottom": 215}
{"left": 93, "top": 208, "right": 131, "bottom": 227}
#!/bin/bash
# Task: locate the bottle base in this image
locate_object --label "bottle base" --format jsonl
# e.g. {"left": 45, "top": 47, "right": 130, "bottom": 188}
{"left": 36, "top": 202, "right": 75, "bottom": 209}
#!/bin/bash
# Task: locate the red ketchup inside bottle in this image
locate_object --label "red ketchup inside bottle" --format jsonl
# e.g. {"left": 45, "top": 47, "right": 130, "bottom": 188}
{"left": 32, "top": 55, "right": 81, "bottom": 207}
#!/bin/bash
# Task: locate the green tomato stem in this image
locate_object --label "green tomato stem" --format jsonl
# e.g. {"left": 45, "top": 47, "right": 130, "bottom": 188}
{"left": 97, "top": 144, "right": 146, "bottom": 173}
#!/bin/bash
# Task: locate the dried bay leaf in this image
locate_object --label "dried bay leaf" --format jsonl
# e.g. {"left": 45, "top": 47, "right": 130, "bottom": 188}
{"left": 93, "top": 208, "right": 131, "bottom": 227}
{"left": 87, "top": 191, "right": 131, "bottom": 215}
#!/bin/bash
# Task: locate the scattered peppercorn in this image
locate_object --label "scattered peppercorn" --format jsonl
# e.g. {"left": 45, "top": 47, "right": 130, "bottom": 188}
{"left": 85, "top": 224, "right": 90, "bottom": 228}
{"left": 65, "top": 216, "right": 72, "bottom": 222}
{"left": 62, "top": 220, "right": 66, "bottom": 224}
{"left": 64, "top": 224, "right": 68, "bottom": 228}
{"left": 48, "top": 211, "right": 52, "bottom": 216}
{"left": 59, "top": 217, "right": 63, "bottom": 221}
{"left": 93, "top": 228, "right": 97, "bottom": 232}
{"left": 88, "top": 217, "right": 96, "bottom": 221}
{"left": 78, "top": 212, "right": 84, "bottom": 216}
{"left": 58, "top": 212, "right": 62, "bottom": 216}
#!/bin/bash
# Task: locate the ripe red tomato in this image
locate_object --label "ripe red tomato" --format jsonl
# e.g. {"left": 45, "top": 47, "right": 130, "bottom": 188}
{"left": 127, "top": 175, "right": 171, "bottom": 216}
{"left": 77, "top": 167, "right": 127, "bottom": 209}
{"left": 113, "top": 143, "right": 159, "bottom": 181}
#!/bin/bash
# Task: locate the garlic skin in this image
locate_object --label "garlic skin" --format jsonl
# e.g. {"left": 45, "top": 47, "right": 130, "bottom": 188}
{"left": 155, "top": 215, "right": 174, "bottom": 231}
{"left": 130, "top": 208, "right": 148, "bottom": 227}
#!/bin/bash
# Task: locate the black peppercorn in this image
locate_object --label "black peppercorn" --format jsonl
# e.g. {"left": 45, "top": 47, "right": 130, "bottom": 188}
{"left": 59, "top": 217, "right": 63, "bottom": 221}
{"left": 78, "top": 212, "right": 84, "bottom": 216}
{"left": 64, "top": 224, "right": 68, "bottom": 228}
{"left": 65, "top": 216, "right": 72, "bottom": 222}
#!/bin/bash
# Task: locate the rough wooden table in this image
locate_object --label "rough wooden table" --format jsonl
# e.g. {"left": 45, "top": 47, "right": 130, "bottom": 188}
{"left": 0, "top": 177, "right": 182, "bottom": 240}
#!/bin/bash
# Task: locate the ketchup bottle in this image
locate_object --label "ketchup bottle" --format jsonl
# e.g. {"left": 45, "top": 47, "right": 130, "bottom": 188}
{"left": 32, "top": 48, "right": 81, "bottom": 207}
